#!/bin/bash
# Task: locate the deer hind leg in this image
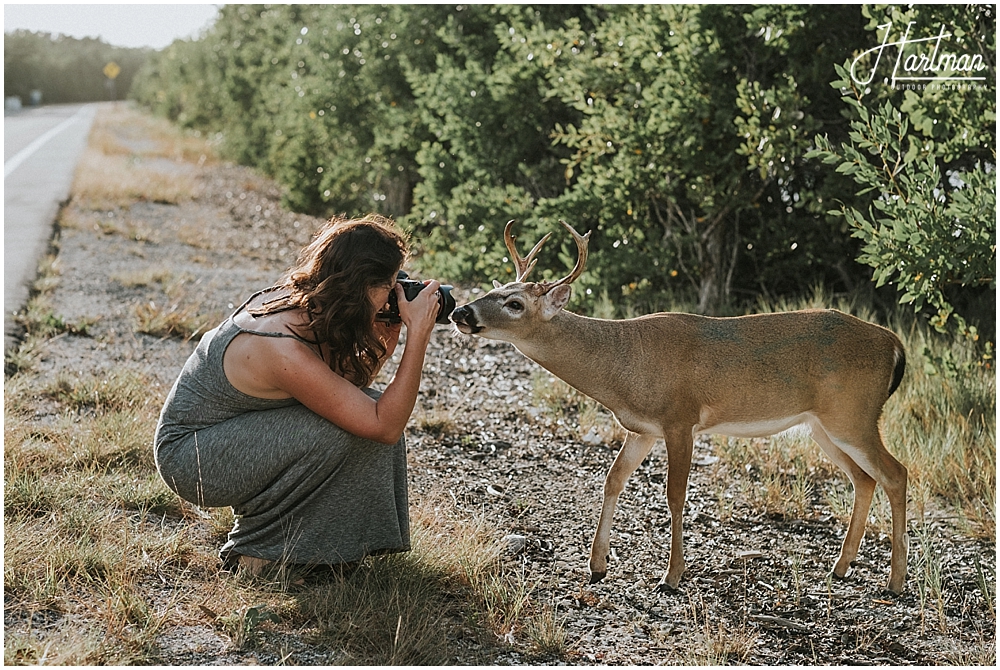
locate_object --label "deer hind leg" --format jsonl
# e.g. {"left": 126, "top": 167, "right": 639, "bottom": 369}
{"left": 810, "top": 425, "right": 876, "bottom": 577}
{"left": 660, "top": 426, "right": 694, "bottom": 590}
{"left": 589, "top": 431, "right": 656, "bottom": 583}
{"left": 811, "top": 420, "right": 908, "bottom": 594}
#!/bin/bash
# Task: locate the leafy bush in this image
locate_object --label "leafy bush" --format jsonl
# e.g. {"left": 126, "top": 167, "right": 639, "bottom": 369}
{"left": 129, "top": 4, "right": 993, "bottom": 327}
{"left": 404, "top": 5, "right": 873, "bottom": 315}
{"left": 807, "top": 4, "right": 995, "bottom": 340}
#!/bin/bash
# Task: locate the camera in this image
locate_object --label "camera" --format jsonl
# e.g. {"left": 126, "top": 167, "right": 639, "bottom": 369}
{"left": 376, "top": 271, "right": 456, "bottom": 325}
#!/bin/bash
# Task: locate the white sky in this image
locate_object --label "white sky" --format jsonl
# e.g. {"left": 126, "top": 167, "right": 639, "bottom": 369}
{"left": 3, "top": 3, "right": 222, "bottom": 49}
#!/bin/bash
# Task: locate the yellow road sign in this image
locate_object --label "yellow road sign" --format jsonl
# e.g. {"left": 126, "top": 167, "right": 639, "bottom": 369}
{"left": 103, "top": 62, "right": 121, "bottom": 79}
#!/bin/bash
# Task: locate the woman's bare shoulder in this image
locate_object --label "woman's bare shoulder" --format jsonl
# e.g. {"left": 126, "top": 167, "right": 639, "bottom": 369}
{"left": 234, "top": 291, "right": 310, "bottom": 337}
{"left": 223, "top": 316, "right": 327, "bottom": 399}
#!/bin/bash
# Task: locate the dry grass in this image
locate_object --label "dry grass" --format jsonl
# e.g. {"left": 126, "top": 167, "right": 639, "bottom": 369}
{"left": 3, "top": 367, "right": 188, "bottom": 665}
{"left": 129, "top": 273, "right": 224, "bottom": 341}
{"left": 884, "top": 325, "right": 996, "bottom": 535}
{"left": 89, "top": 102, "right": 219, "bottom": 165}
{"left": 408, "top": 499, "right": 545, "bottom": 642}
{"left": 3, "top": 359, "right": 562, "bottom": 664}
{"left": 5, "top": 250, "right": 101, "bottom": 376}
{"left": 177, "top": 222, "right": 214, "bottom": 249}
{"left": 524, "top": 602, "right": 568, "bottom": 656}
{"left": 112, "top": 266, "right": 174, "bottom": 288}
{"left": 532, "top": 370, "right": 626, "bottom": 445}
{"left": 15, "top": 291, "right": 100, "bottom": 341}
{"left": 414, "top": 406, "right": 458, "bottom": 436}
{"left": 666, "top": 594, "right": 759, "bottom": 664}
{"left": 72, "top": 151, "right": 197, "bottom": 209}
{"left": 133, "top": 298, "right": 214, "bottom": 341}
{"left": 712, "top": 431, "right": 837, "bottom": 523}
{"left": 70, "top": 102, "right": 216, "bottom": 210}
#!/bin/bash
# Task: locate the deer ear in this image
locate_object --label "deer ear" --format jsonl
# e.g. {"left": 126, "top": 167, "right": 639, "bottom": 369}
{"left": 493, "top": 280, "right": 503, "bottom": 289}
{"left": 540, "top": 284, "right": 572, "bottom": 320}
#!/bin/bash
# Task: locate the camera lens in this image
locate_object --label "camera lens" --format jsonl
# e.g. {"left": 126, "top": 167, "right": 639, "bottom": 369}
{"left": 374, "top": 272, "right": 455, "bottom": 325}
{"left": 436, "top": 286, "right": 456, "bottom": 324}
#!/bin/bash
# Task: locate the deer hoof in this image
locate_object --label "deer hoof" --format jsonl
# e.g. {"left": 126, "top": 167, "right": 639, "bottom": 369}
{"left": 881, "top": 585, "right": 904, "bottom": 598}
{"left": 832, "top": 557, "right": 855, "bottom": 579}
{"left": 589, "top": 571, "right": 606, "bottom": 584}
{"left": 656, "top": 580, "right": 680, "bottom": 594}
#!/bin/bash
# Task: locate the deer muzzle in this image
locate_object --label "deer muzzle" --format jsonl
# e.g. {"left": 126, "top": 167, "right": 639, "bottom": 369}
{"left": 450, "top": 305, "right": 483, "bottom": 334}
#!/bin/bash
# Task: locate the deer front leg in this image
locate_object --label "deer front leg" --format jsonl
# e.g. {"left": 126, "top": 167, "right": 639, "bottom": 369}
{"left": 659, "top": 426, "right": 694, "bottom": 590}
{"left": 589, "top": 432, "right": 657, "bottom": 583}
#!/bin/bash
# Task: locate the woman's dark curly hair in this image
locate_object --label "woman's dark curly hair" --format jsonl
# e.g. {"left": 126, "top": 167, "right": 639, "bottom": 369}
{"left": 271, "top": 215, "right": 408, "bottom": 388}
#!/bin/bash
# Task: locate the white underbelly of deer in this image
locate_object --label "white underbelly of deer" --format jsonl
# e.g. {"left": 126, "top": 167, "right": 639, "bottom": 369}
{"left": 696, "top": 413, "right": 813, "bottom": 439}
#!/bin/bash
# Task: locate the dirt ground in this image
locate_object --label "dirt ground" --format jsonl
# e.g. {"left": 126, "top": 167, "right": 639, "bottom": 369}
{"left": 5, "top": 112, "right": 995, "bottom": 665}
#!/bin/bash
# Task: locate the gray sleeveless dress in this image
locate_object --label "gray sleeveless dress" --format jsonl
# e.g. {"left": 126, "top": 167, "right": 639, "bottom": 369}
{"left": 153, "top": 289, "right": 410, "bottom": 566}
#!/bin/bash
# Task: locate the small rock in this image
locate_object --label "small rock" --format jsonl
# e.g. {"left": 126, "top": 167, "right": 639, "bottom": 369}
{"left": 501, "top": 534, "right": 527, "bottom": 556}
{"left": 887, "top": 641, "right": 910, "bottom": 656}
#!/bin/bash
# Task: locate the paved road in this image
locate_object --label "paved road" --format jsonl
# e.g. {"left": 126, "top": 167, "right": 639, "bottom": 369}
{"left": 4, "top": 103, "right": 98, "bottom": 351}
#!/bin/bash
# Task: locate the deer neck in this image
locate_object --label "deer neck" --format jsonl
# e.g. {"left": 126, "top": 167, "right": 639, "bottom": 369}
{"left": 513, "top": 310, "right": 624, "bottom": 403}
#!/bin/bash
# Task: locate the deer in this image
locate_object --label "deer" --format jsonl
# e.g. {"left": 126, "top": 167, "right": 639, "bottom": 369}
{"left": 450, "top": 219, "right": 909, "bottom": 594}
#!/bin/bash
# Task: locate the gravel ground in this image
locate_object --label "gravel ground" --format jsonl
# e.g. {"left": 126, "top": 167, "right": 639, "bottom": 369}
{"left": 7, "top": 119, "right": 995, "bottom": 665}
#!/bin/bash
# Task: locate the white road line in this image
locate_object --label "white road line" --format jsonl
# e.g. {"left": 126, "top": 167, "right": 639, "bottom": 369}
{"left": 4, "top": 105, "right": 94, "bottom": 179}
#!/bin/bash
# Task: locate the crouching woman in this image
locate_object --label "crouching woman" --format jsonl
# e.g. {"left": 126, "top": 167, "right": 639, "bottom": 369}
{"left": 153, "top": 215, "right": 441, "bottom": 574}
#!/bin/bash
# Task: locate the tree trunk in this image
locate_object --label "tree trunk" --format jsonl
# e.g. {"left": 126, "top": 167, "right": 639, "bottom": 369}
{"left": 383, "top": 171, "right": 413, "bottom": 218}
{"left": 654, "top": 197, "right": 738, "bottom": 316}
{"left": 696, "top": 211, "right": 739, "bottom": 315}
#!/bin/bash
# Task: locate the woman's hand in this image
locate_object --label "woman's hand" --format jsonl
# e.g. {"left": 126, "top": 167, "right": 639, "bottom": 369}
{"left": 395, "top": 279, "right": 440, "bottom": 343}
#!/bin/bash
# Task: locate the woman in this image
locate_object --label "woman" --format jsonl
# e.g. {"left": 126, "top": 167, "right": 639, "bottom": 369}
{"left": 154, "top": 215, "right": 442, "bottom": 574}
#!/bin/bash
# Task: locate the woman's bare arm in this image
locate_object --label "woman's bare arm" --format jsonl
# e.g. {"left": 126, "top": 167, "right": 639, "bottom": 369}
{"left": 264, "top": 281, "right": 440, "bottom": 444}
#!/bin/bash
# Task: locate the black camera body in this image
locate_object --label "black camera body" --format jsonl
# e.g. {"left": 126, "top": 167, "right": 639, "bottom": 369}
{"left": 376, "top": 271, "right": 455, "bottom": 325}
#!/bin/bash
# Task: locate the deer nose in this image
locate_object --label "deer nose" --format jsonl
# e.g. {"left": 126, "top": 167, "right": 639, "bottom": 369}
{"left": 450, "top": 305, "right": 474, "bottom": 325}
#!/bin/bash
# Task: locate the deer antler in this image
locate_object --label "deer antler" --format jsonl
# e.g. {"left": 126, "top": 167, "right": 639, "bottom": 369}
{"left": 504, "top": 220, "right": 552, "bottom": 282}
{"left": 540, "top": 220, "right": 590, "bottom": 292}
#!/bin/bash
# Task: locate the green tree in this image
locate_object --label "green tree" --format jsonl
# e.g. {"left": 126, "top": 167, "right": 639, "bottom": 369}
{"left": 143, "top": 5, "right": 982, "bottom": 320}
{"left": 808, "top": 4, "right": 995, "bottom": 338}
{"left": 132, "top": 4, "right": 452, "bottom": 216}
{"left": 400, "top": 5, "right": 591, "bottom": 285}
{"left": 128, "top": 35, "right": 225, "bottom": 128}
{"left": 4, "top": 30, "right": 149, "bottom": 103}
{"left": 508, "top": 5, "right": 867, "bottom": 313}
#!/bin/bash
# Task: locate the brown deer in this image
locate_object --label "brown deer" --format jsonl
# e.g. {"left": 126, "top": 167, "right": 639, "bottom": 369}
{"left": 450, "top": 220, "right": 909, "bottom": 594}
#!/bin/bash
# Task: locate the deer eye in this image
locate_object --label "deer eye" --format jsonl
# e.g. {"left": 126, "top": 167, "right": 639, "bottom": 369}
{"left": 505, "top": 300, "right": 524, "bottom": 313}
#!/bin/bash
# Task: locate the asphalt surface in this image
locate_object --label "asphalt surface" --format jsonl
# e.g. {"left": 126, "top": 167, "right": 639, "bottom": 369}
{"left": 4, "top": 103, "right": 97, "bottom": 351}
